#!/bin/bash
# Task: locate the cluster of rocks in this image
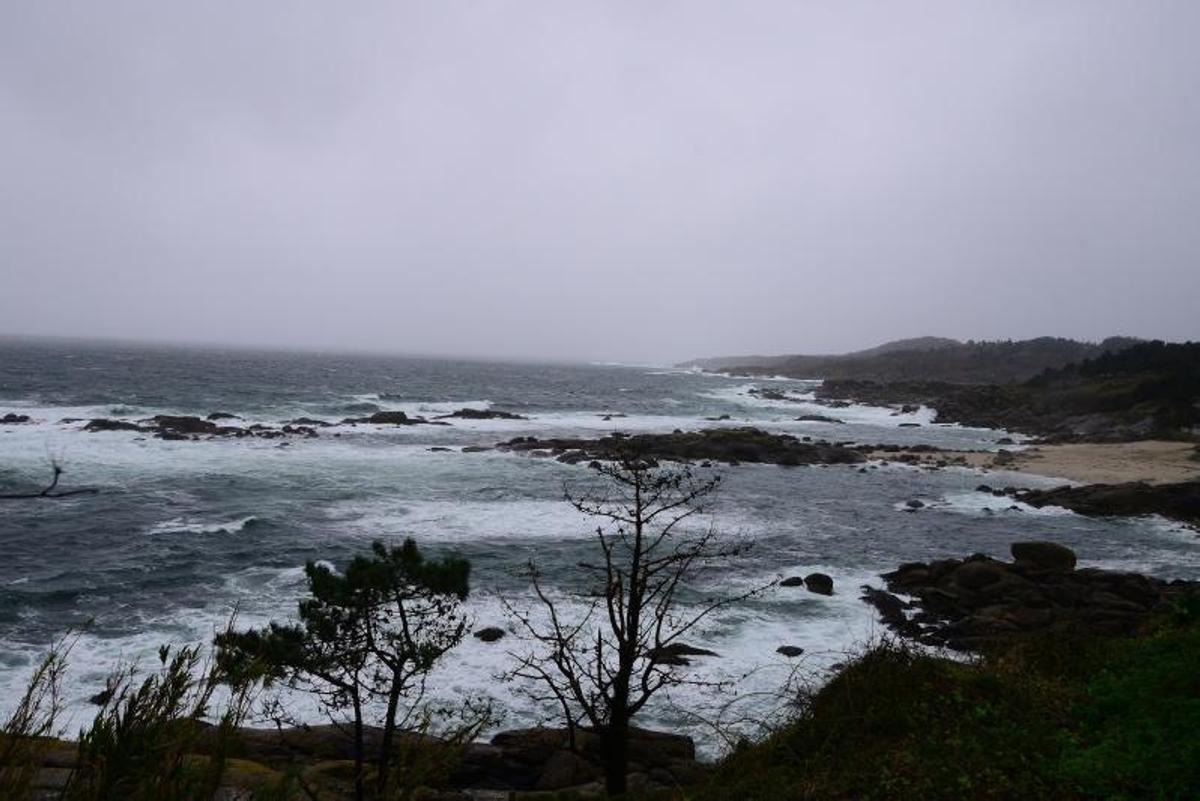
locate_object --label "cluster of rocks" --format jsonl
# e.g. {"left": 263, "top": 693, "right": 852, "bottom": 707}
{"left": 862, "top": 542, "right": 1197, "bottom": 651}
{"left": 75, "top": 407, "right": 531, "bottom": 442}
{"left": 747, "top": 387, "right": 801, "bottom": 402}
{"left": 1, "top": 412, "right": 32, "bottom": 424}
{"left": 83, "top": 415, "right": 323, "bottom": 441}
{"left": 496, "top": 428, "right": 867, "bottom": 467}
{"left": 1002, "top": 480, "right": 1200, "bottom": 528}
{"left": 779, "top": 572, "right": 834, "bottom": 595}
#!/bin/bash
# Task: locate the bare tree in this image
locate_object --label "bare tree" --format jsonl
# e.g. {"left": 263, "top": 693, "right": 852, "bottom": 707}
{"left": 506, "top": 445, "right": 765, "bottom": 795}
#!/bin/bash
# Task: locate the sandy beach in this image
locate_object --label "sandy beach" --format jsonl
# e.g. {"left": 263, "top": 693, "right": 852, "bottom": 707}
{"left": 871, "top": 440, "right": 1200, "bottom": 485}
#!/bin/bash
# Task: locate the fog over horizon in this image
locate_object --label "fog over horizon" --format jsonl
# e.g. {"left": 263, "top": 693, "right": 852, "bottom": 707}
{"left": 2, "top": 2, "right": 1198, "bottom": 363}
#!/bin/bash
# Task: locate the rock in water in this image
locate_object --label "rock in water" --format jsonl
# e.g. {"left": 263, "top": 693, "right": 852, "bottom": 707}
{"left": 474, "top": 627, "right": 506, "bottom": 642}
{"left": 776, "top": 645, "right": 805, "bottom": 658}
{"left": 779, "top": 576, "right": 806, "bottom": 587}
{"left": 1010, "top": 541, "right": 1077, "bottom": 572}
{"left": 805, "top": 573, "right": 834, "bottom": 595}
{"left": 648, "top": 643, "right": 719, "bottom": 666}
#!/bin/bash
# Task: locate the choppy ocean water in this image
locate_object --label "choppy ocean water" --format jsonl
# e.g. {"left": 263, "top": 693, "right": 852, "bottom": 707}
{"left": 1, "top": 338, "right": 1197, "bottom": 753}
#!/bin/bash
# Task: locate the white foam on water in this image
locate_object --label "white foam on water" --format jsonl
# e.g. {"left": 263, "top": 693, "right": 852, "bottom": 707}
{"left": 700, "top": 383, "right": 938, "bottom": 429}
{"left": 145, "top": 516, "right": 259, "bottom": 536}
{"left": 914, "top": 491, "right": 1077, "bottom": 518}
{"left": 320, "top": 497, "right": 584, "bottom": 544}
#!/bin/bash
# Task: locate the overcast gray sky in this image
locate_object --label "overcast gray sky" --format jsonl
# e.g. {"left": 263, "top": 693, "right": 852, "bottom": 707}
{"left": 1, "top": 1, "right": 1197, "bottom": 363}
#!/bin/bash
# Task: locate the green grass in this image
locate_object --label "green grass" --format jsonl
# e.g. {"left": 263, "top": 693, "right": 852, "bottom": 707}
{"left": 663, "top": 599, "right": 1200, "bottom": 801}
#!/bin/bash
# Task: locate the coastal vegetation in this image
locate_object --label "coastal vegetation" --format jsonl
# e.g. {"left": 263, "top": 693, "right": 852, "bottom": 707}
{"left": 5, "top": 568, "right": 1197, "bottom": 799}
{"left": 815, "top": 340, "right": 1200, "bottom": 442}
{"left": 689, "top": 602, "right": 1200, "bottom": 800}
{"left": 215, "top": 540, "right": 479, "bottom": 801}
{"left": 683, "top": 335, "right": 1143, "bottom": 384}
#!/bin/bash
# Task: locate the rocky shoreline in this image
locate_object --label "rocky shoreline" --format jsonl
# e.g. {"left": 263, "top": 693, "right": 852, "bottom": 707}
{"left": 861, "top": 541, "right": 1197, "bottom": 651}
{"left": 495, "top": 427, "right": 867, "bottom": 467}
{"left": 1004, "top": 480, "right": 1200, "bottom": 528}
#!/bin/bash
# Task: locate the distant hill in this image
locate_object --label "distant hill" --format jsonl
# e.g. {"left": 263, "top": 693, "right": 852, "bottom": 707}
{"left": 681, "top": 336, "right": 1143, "bottom": 384}
{"left": 815, "top": 339, "right": 1200, "bottom": 441}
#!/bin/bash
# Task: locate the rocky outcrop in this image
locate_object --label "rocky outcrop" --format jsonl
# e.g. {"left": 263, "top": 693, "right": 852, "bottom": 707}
{"left": 1007, "top": 481, "right": 1200, "bottom": 527}
{"left": 862, "top": 542, "right": 1197, "bottom": 651}
{"left": 84, "top": 418, "right": 146, "bottom": 432}
{"left": 747, "top": 387, "right": 801, "bottom": 402}
{"left": 496, "top": 428, "right": 867, "bottom": 467}
{"left": 1, "top": 413, "right": 32, "bottom": 424}
{"left": 795, "top": 414, "right": 844, "bottom": 424}
{"left": 340, "top": 410, "right": 452, "bottom": 426}
{"left": 82, "top": 416, "right": 321, "bottom": 441}
{"left": 437, "top": 408, "right": 528, "bottom": 420}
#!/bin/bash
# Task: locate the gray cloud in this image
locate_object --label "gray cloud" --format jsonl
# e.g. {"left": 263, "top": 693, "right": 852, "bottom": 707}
{"left": 2, "top": 1, "right": 1198, "bottom": 362}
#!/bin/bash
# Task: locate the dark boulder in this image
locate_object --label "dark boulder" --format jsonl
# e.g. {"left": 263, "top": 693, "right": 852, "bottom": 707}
{"left": 776, "top": 645, "right": 805, "bottom": 658}
{"left": 779, "top": 576, "right": 806, "bottom": 587}
{"left": 150, "top": 415, "right": 219, "bottom": 435}
{"left": 795, "top": 414, "right": 844, "bottom": 424}
{"left": 361, "top": 411, "right": 409, "bottom": 424}
{"left": 84, "top": 418, "right": 144, "bottom": 432}
{"left": 648, "top": 643, "right": 718, "bottom": 666}
{"left": 474, "top": 627, "right": 506, "bottom": 642}
{"left": 1010, "top": 541, "right": 1077, "bottom": 572}
{"left": 1, "top": 413, "right": 31, "bottom": 424}
{"left": 805, "top": 573, "right": 834, "bottom": 595}
{"left": 206, "top": 412, "right": 239, "bottom": 421}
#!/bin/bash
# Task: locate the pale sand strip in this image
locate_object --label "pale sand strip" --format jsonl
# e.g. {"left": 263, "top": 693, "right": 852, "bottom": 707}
{"left": 870, "top": 441, "right": 1200, "bottom": 486}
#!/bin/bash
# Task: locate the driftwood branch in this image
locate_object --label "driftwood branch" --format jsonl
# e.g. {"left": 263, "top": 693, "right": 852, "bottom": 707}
{"left": 0, "top": 460, "right": 99, "bottom": 500}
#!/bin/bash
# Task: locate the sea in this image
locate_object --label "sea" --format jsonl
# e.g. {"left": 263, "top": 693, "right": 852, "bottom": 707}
{"left": 1, "top": 338, "right": 1197, "bottom": 754}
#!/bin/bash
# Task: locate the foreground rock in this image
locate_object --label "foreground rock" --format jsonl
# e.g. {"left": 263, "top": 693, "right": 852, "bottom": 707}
{"left": 1, "top": 413, "right": 32, "bottom": 424}
{"left": 209, "top": 723, "right": 701, "bottom": 795}
{"left": 863, "top": 542, "right": 1197, "bottom": 651}
{"left": 496, "top": 427, "right": 867, "bottom": 467}
{"left": 1006, "top": 480, "right": 1200, "bottom": 528}
{"left": 24, "top": 723, "right": 703, "bottom": 798}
